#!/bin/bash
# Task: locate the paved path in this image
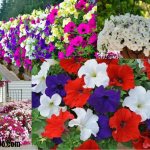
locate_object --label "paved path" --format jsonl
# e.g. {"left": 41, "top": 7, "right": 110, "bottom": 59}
{"left": 0, "top": 64, "right": 20, "bottom": 81}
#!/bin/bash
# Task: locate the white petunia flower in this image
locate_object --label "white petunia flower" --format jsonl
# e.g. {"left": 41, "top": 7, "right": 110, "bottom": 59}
{"left": 123, "top": 86, "right": 150, "bottom": 121}
{"left": 68, "top": 108, "right": 99, "bottom": 141}
{"left": 38, "top": 94, "right": 65, "bottom": 118}
{"left": 78, "top": 59, "right": 109, "bottom": 88}
{"left": 32, "top": 59, "right": 58, "bottom": 93}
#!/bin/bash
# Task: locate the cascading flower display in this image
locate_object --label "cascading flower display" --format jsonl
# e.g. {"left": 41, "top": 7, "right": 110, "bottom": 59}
{"left": 0, "top": 0, "right": 97, "bottom": 71}
{"left": 32, "top": 58, "right": 150, "bottom": 150}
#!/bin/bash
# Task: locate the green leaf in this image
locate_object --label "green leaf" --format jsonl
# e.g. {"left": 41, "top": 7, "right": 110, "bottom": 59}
{"left": 121, "top": 141, "right": 132, "bottom": 148}
{"left": 57, "top": 128, "right": 81, "bottom": 150}
{"left": 98, "top": 138, "right": 118, "bottom": 150}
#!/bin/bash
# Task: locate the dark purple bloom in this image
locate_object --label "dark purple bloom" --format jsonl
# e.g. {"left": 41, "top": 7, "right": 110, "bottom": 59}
{"left": 88, "top": 86, "right": 120, "bottom": 113}
{"left": 45, "top": 74, "right": 70, "bottom": 97}
{"left": 52, "top": 138, "right": 62, "bottom": 144}
{"left": 146, "top": 119, "right": 150, "bottom": 130}
{"left": 96, "top": 115, "right": 112, "bottom": 140}
{"left": 32, "top": 92, "right": 41, "bottom": 108}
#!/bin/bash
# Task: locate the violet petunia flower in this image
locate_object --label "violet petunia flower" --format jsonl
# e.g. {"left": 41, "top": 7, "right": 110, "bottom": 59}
{"left": 45, "top": 74, "right": 70, "bottom": 97}
{"left": 88, "top": 86, "right": 120, "bottom": 113}
{"left": 96, "top": 115, "right": 112, "bottom": 140}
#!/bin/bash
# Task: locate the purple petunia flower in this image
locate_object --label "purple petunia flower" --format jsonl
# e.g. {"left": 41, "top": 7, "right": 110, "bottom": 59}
{"left": 88, "top": 86, "right": 120, "bottom": 113}
{"left": 146, "top": 119, "right": 150, "bottom": 130}
{"left": 45, "top": 74, "right": 70, "bottom": 97}
{"left": 96, "top": 115, "right": 112, "bottom": 140}
{"left": 32, "top": 92, "right": 42, "bottom": 108}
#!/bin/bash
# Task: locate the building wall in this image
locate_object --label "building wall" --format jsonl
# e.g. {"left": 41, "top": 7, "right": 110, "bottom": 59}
{"left": 0, "top": 81, "right": 31, "bottom": 102}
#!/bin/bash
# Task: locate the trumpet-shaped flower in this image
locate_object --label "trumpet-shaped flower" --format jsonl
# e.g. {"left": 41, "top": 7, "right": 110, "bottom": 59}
{"left": 68, "top": 108, "right": 99, "bottom": 141}
{"left": 38, "top": 94, "right": 65, "bottom": 118}
{"left": 78, "top": 59, "right": 109, "bottom": 88}
{"left": 123, "top": 86, "right": 150, "bottom": 121}
{"left": 32, "top": 59, "right": 58, "bottom": 93}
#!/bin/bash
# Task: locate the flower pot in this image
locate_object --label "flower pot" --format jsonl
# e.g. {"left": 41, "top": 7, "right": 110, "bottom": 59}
{"left": 121, "top": 47, "right": 150, "bottom": 59}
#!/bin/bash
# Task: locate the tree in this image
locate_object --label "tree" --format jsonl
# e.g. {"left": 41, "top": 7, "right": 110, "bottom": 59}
{"left": 0, "top": 0, "right": 63, "bottom": 21}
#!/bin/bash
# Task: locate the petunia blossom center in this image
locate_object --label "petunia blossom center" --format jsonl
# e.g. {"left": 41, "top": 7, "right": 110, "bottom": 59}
{"left": 120, "top": 121, "right": 127, "bottom": 128}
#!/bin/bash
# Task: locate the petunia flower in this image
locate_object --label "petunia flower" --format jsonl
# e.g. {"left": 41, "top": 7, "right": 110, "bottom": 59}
{"left": 107, "top": 64, "right": 135, "bottom": 90}
{"left": 123, "top": 86, "right": 150, "bottom": 121}
{"left": 32, "top": 92, "right": 41, "bottom": 108}
{"left": 64, "top": 78, "right": 92, "bottom": 108}
{"left": 78, "top": 59, "right": 109, "bottom": 88}
{"left": 75, "top": 139, "right": 100, "bottom": 150}
{"left": 109, "top": 108, "right": 141, "bottom": 142}
{"left": 42, "top": 110, "right": 74, "bottom": 139}
{"left": 68, "top": 108, "right": 99, "bottom": 141}
{"left": 45, "top": 74, "right": 70, "bottom": 97}
{"left": 38, "top": 94, "right": 65, "bottom": 118}
{"left": 64, "top": 22, "right": 76, "bottom": 33}
{"left": 32, "top": 59, "right": 58, "bottom": 93}
{"left": 70, "top": 36, "right": 83, "bottom": 47}
{"left": 133, "top": 131, "right": 150, "bottom": 149}
{"left": 96, "top": 115, "right": 112, "bottom": 140}
{"left": 88, "top": 86, "right": 120, "bottom": 113}
{"left": 77, "top": 23, "right": 90, "bottom": 35}
{"left": 60, "top": 58, "right": 86, "bottom": 74}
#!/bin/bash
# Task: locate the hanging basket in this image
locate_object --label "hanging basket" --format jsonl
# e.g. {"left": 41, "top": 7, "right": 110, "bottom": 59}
{"left": 120, "top": 47, "right": 150, "bottom": 59}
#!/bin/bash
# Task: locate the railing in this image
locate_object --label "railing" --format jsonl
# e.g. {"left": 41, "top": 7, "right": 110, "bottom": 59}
{"left": 8, "top": 89, "right": 22, "bottom": 102}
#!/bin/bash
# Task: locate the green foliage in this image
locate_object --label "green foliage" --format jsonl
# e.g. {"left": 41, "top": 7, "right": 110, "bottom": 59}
{"left": 0, "top": 74, "right": 2, "bottom": 80}
{"left": 98, "top": 138, "right": 118, "bottom": 150}
{"left": 48, "top": 64, "right": 65, "bottom": 75}
{"left": 57, "top": 128, "right": 81, "bottom": 150}
{"left": 0, "top": 0, "right": 63, "bottom": 21}
{"left": 98, "top": 0, "right": 150, "bottom": 32}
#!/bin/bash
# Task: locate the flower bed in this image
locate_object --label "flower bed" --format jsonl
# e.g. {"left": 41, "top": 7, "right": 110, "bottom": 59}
{"left": 32, "top": 58, "right": 150, "bottom": 150}
{"left": 0, "top": 0, "right": 97, "bottom": 71}
{"left": 0, "top": 100, "right": 31, "bottom": 145}
{"left": 97, "top": 14, "right": 150, "bottom": 58}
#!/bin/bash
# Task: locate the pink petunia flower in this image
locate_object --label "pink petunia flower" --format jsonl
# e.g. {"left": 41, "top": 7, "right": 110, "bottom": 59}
{"left": 77, "top": 23, "right": 91, "bottom": 34}
{"left": 64, "top": 22, "right": 76, "bottom": 33}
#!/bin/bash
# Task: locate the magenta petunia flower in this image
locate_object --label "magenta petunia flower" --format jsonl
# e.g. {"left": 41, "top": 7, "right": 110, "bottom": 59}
{"left": 88, "top": 33, "right": 97, "bottom": 45}
{"left": 64, "top": 22, "right": 76, "bottom": 33}
{"left": 49, "top": 43, "right": 55, "bottom": 52}
{"left": 77, "top": 23, "right": 90, "bottom": 34}
{"left": 47, "top": 8, "right": 58, "bottom": 24}
{"left": 70, "top": 36, "right": 83, "bottom": 47}
{"left": 75, "top": 0, "right": 86, "bottom": 10}
{"left": 88, "top": 14, "right": 96, "bottom": 29}
{"left": 66, "top": 45, "right": 75, "bottom": 57}
{"left": 58, "top": 52, "right": 65, "bottom": 59}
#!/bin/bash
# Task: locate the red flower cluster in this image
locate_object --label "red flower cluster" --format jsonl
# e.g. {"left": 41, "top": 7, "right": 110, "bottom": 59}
{"left": 109, "top": 108, "right": 141, "bottom": 142}
{"left": 42, "top": 110, "right": 74, "bottom": 139}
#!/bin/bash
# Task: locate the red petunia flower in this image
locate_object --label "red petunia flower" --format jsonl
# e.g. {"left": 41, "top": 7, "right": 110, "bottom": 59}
{"left": 42, "top": 110, "right": 74, "bottom": 139}
{"left": 109, "top": 108, "right": 141, "bottom": 142}
{"left": 107, "top": 64, "right": 135, "bottom": 90}
{"left": 143, "top": 60, "right": 150, "bottom": 80}
{"left": 133, "top": 131, "right": 150, "bottom": 149}
{"left": 60, "top": 58, "right": 86, "bottom": 74}
{"left": 64, "top": 78, "right": 92, "bottom": 108}
{"left": 75, "top": 139, "right": 100, "bottom": 150}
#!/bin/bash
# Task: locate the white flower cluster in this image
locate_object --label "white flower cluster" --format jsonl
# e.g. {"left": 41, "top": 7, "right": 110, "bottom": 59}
{"left": 97, "top": 13, "right": 150, "bottom": 56}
